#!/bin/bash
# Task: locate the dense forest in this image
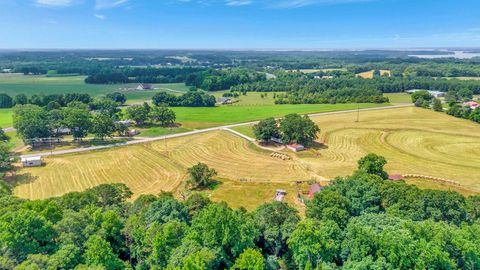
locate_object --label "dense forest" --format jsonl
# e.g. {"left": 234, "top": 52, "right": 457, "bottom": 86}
{"left": 0, "top": 155, "right": 479, "bottom": 269}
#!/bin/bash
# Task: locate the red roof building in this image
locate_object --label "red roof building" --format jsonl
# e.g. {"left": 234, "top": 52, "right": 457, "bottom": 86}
{"left": 388, "top": 174, "right": 405, "bottom": 181}
{"left": 308, "top": 183, "right": 323, "bottom": 199}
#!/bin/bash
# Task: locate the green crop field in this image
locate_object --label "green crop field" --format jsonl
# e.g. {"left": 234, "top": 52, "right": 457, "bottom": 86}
{"left": 384, "top": 93, "right": 412, "bottom": 104}
{"left": 0, "top": 109, "right": 13, "bottom": 127}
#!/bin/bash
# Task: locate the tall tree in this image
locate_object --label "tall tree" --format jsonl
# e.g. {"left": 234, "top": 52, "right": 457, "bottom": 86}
{"left": 149, "top": 106, "right": 176, "bottom": 127}
{"left": 357, "top": 153, "right": 389, "bottom": 180}
{"left": 187, "top": 163, "right": 218, "bottom": 189}
{"left": 90, "top": 112, "right": 116, "bottom": 140}
{"left": 253, "top": 117, "right": 279, "bottom": 142}
{"left": 125, "top": 104, "right": 150, "bottom": 126}
{"left": 13, "top": 105, "right": 52, "bottom": 141}
{"left": 279, "top": 114, "right": 320, "bottom": 146}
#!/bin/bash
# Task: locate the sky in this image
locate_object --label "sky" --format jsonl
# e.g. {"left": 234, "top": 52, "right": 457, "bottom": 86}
{"left": 0, "top": 0, "right": 479, "bottom": 49}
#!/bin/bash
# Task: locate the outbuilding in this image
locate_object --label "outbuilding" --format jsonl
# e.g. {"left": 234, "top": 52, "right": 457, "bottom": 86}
{"left": 21, "top": 156, "right": 43, "bottom": 167}
{"left": 275, "top": 189, "right": 287, "bottom": 202}
{"left": 308, "top": 183, "right": 323, "bottom": 199}
{"left": 287, "top": 143, "right": 305, "bottom": 152}
{"left": 136, "top": 84, "right": 154, "bottom": 90}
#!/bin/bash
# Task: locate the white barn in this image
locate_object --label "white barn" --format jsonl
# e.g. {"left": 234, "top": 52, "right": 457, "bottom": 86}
{"left": 21, "top": 156, "right": 43, "bottom": 167}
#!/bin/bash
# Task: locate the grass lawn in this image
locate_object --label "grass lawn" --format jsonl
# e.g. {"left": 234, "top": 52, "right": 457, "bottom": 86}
{"left": 173, "top": 103, "right": 389, "bottom": 129}
{"left": 0, "top": 108, "right": 13, "bottom": 127}
{"left": 138, "top": 126, "right": 192, "bottom": 137}
{"left": 231, "top": 125, "right": 255, "bottom": 138}
{"left": 404, "top": 178, "right": 478, "bottom": 197}
{"left": 384, "top": 93, "right": 412, "bottom": 104}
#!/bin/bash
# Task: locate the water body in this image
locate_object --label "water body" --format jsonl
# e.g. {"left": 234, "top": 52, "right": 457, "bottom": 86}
{"left": 409, "top": 51, "right": 480, "bottom": 59}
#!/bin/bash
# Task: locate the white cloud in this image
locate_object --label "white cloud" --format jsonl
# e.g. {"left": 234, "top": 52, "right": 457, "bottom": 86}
{"left": 177, "top": 0, "right": 380, "bottom": 8}
{"left": 94, "top": 13, "right": 105, "bottom": 19}
{"left": 95, "top": 0, "right": 130, "bottom": 9}
{"left": 226, "top": 0, "right": 252, "bottom": 6}
{"left": 35, "top": 0, "right": 79, "bottom": 7}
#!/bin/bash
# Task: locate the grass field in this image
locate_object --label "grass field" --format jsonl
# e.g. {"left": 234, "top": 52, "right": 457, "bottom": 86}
{"left": 404, "top": 178, "right": 478, "bottom": 196}
{"left": 0, "top": 109, "right": 13, "bottom": 127}
{"left": 356, "top": 70, "right": 391, "bottom": 79}
{"left": 13, "top": 107, "right": 480, "bottom": 209}
{"left": 384, "top": 93, "right": 412, "bottom": 104}
{"left": 172, "top": 103, "right": 388, "bottom": 129}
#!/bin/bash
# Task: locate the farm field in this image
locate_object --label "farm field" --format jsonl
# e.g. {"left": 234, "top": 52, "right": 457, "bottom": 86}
{"left": 13, "top": 107, "right": 480, "bottom": 209}
{"left": 0, "top": 108, "right": 13, "bottom": 127}
{"left": 0, "top": 74, "right": 190, "bottom": 104}
{"left": 356, "top": 69, "right": 391, "bottom": 78}
{"left": 172, "top": 103, "right": 388, "bottom": 129}
{"left": 13, "top": 131, "right": 311, "bottom": 201}
{"left": 384, "top": 93, "right": 412, "bottom": 104}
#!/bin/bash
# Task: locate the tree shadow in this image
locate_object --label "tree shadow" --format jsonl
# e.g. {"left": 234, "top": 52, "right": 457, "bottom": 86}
{"left": 310, "top": 141, "right": 329, "bottom": 150}
{"left": 8, "top": 171, "right": 38, "bottom": 187}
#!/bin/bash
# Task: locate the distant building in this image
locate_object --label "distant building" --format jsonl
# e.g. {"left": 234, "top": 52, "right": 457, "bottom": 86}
{"left": 274, "top": 189, "right": 287, "bottom": 202}
{"left": 21, "top": 156, "right": 43, "bottom": 167}
{"left": 270, "top": 137, "right": 283, "bottom": 144}
{"left": 463, "top": 101, "right": 479, "bottom": 110}
{"left": 127, "top": 129, "right": 140, "bottom": 137}
{"left": 115, "top": 120, "right": 134, "bottom": 127}
{"left": 308, "top": 183, "right": 323, "bottom": 199}
{"left": 388, "top": 174, "right": 405, "bottom": 181}
{"left": 217, "top": 97, "right": 232, "bottom": 105}
{"left": 405, "top": 89, "right": 445, "bottom": 98}
{"left": 314, "top": 75, "right": 333, "bottom": 79}
{"left": 136, "top": 84, "right": 154, "bottom": 90}
{"left": 287, "top": 143, "right": 305, "bottom": 152}
{"left": 1, "top": 69, "right": 12, "bottom": 73}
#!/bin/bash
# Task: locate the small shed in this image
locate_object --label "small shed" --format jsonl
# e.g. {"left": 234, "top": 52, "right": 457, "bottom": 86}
{"left": 21, "top": 156, "right": 43, "bottom": 167}
{"left": 270, "top": 137, "right": 283, "bottom": 144}
{"left": 217, "top": 97, "right": 232, "bottom": 105}
{"left": 287, "top": 143, "right": 305, "bottom": 152}
{"left": 274, "top": 189, "right": 287, "bottom": 202}
{"left": 127, "top": 129, "right": 140, "bottom": 137}
{"left": 463, "top": 101, "right": 479, "bottom": 110}
{"left": 388, "top": 174, "right": 405, "bottom": 181}
{"left": 308, "top": 183, "right": 323, "bottom": 199}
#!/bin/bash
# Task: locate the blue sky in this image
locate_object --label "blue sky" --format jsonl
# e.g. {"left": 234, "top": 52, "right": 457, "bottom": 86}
{"left": 0, "top": 0, "right": 479, "bottom": 49}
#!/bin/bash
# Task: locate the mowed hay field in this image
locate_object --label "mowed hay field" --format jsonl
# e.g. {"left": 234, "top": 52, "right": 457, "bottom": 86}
{"left": 300, "top": 107, "right": 480, "bottom": 192}
{"left": 14, "top": 131, "right": 311, "bottom": 202}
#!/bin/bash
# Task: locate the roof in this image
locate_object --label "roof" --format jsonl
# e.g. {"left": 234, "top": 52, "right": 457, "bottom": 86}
{"left": 309, "top": 183, "right": 322, "bottom": 194}
{"left": 21, "top": 156, "right": 42, "bottom": 162}
{"left": 287, "top": 143, "right": 304, "bottom": 148}
{"left": 217, "top": 97, "right": 231, "bottom": 103}
{"left": 388, "top": 174, "right": 405, "bottom": 181}
{"left": 138, "top": 83, "right": 153, "bottom": 88}
{"left": 464, "top": 101, "right": 479, "bottom": 106}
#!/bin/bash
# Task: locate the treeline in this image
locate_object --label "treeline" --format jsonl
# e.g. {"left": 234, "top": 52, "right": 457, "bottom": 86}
{"left": 185, "top": 68, "right": 266, "bottom": 91}
{"left": 85, "top": 67, "right": 205, "bottom": 84}
{"left": 0, "top": 154, "right": 479, "bottom": 269}
{"left": 447, "top": 104, "right": 480, "bottom": 123}
{"left": 0, "top": 92, "right": 93, "bottom": 109}
{"left": 152, "top": 91, "right": 216, "bottom": 107}
{"left": 232, "top": 76, "right": 480, "bottom": 94}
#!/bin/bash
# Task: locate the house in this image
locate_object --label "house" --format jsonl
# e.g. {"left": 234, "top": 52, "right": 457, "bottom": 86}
{"left": 405, "top": 89, "right": 445, "bottom": 98}
{"left": 314, "top": 75, "right": 333, "bottom": 79}
{"left": 217, "top": 97, "right": 232, "bottom": 105}
{"left": 136, "top": 84, "right": 154, "bottom": 90}
{"left": 115, "top": 120, "right": 134, "bottom": 127}
{"left": 287, "top": 143, "right": 305, "bottom": 152}
{"left": 21, "top": 156, "right": 43, "bottom": 167}
{"left": 54, "top": 127, "right": 71, "bottom": 135}
{"left": 463, "top": 101, "right": 479, "bottom": 110}
{"left": 388, "top": 174, "right": 405, "bottom": 181}
{"left": 274, "top": 189, "right": 287, "bottom": 202}
{"left": 308, "top": 183, "right": 323, "bottom": 199}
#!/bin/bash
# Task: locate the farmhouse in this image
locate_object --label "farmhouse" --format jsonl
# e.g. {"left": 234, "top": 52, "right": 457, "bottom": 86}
{"left": 287, "top": 143, "right": 305, "bottom": 152}
{"left": 21, "top": 156, "right": 43, "bottom": 167}
{"left": 463, "top": 101, "right": 479, "bottom": 110}
{"left": 136, "top": 84, "right": 154, "bottom": 90}
{"left": 405, "top": 89, "right": 445, "bottom": 98}
{"left": 388, "top": 174, "right": 405, "bottom": 181}
{"left": 217, "top": 97, "right": 232, "bottom": 105}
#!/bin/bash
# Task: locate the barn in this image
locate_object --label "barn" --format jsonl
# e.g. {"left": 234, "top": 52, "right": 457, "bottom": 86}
{"left": 21, "top": 156, "right": 43, "bottom": 167}
{"left": 287, "top": 143, "right": 305, "bottom": 152}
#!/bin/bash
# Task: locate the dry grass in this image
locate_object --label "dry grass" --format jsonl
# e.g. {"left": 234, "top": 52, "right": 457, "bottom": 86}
{"left": 404, "top": 178, "right": 479, "bottom": 197}
{"left": 299, "top": 107, "right": 480, "bottom": 191}
{"left": 356, "top": 69, "right": 391, "bottom": 79}
{"left": 13, "top": 107, "right": 480, "bottom": 209}
{"left": 14, "top": 131, "right": 310, "bottom": 200}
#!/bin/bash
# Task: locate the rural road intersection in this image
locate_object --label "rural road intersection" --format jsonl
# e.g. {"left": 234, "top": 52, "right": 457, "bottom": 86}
{"left": 20, "top": 104, "right": 412, "bottom": 159}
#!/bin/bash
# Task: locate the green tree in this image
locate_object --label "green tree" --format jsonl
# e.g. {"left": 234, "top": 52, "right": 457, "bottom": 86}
{"left": 90, "top": 112, "right": 116, "bottom": 139}
{"left": 187, "top": 163, "right": 218, "bottom": 189}
{"left": 125, "top": 104, "right": 150, "bottom": 126}
{"left": 0, "top": 143, "right": 9, "bottom": 170}
{"left": 288, "top": 219, "right": 342, "bottom": 269}
{"left": 432, "top": 98, "right": 443, "bottom": 112}
{"left": 357, "top": 153, "right": 389, "bottom": 180}
{"left": 13, "top": 94, "right": 28, "bottom": 105}
{"left": 106, "top": 92, "right": 127, "bottom": 105}
{"left": 253, "top": 117, "right": 279, "bottom": 142}
{"left": 149, "top": 106, "right": 176, "bottom": 127}
{"left": 148, "top": 220, "right": 188, "bottom": 269}
{"left": 469, "top": 108, "right": 480, "bottom": 123}
{"left": 84, "top": 235, "right": 124, "bottom": 270}
{"left": 411, "top": 90, "right": 432, "bottom": 103}
{"left": 0, "top": 93, "right": 13, "bottom": 108}
{"left": 13, "top": 105, "right": 52, "bottom": 141}
{"left": 279, "top": 114, "right": 320, "bottom": 146}
{"left": 0, "top": 129, "right": 9, "bottom": 141}
{"left": 231, "top": 248, "right": 265, "bottom": 270}
{"left": 61, "top": 106, "right": 92, "bottom": 140}
{"left": 253, "top": 201, "right": 300, "bottom": 256}
{"left": 306, "top": 190, "right": 351, "bottom": 227}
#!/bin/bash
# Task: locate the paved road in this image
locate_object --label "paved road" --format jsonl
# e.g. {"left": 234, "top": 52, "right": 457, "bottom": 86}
{"left": 20, "top": 104, "right": 412, "bottom": 158}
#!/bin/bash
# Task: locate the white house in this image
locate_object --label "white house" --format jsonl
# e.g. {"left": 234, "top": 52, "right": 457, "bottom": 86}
{"left": 21, "top": 156, "right": 43, "bottom": 167}
{"left": 136, "top": 84, "right": 154, "bottom": 90}
{"left": 405, "top": 89, "right": 445, "bottom": 98}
